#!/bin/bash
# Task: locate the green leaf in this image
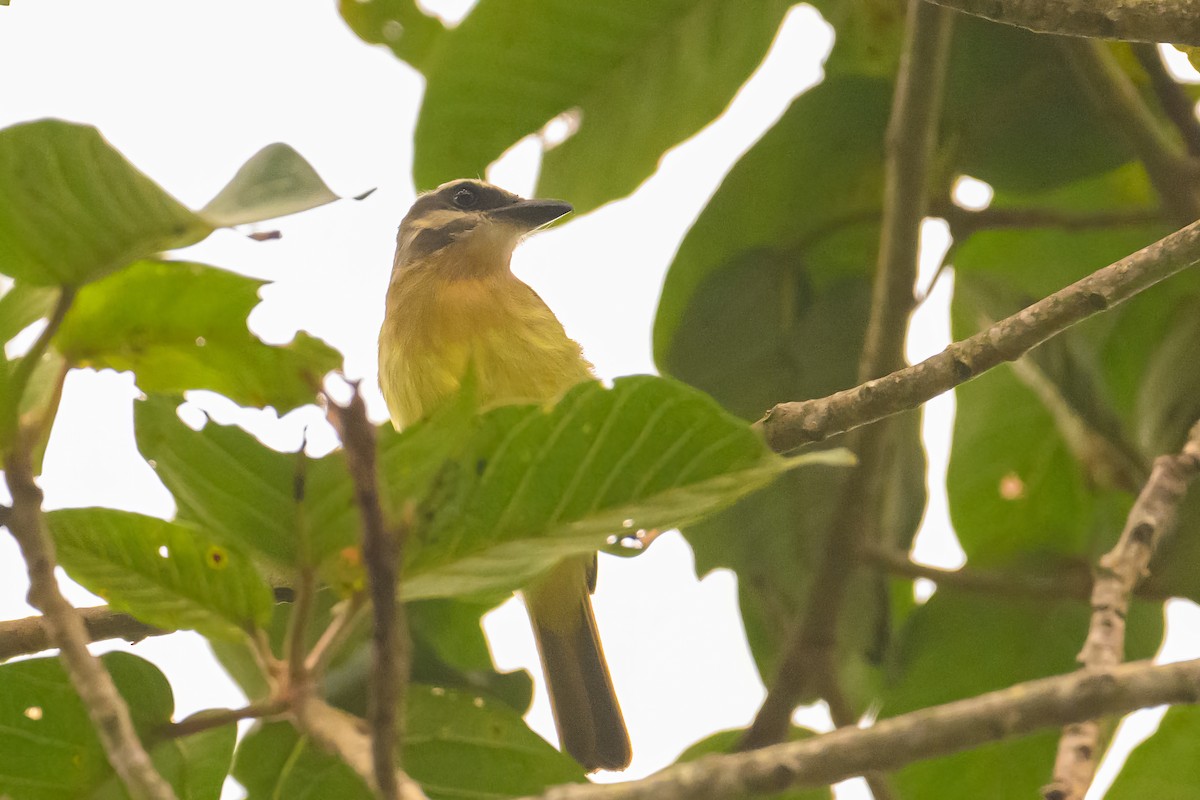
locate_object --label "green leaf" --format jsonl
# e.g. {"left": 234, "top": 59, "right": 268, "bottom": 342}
{"left": 198, "top": 143, "right": 342, "bottom": 227}
{"left": 391, "top": 0, "right": 789, "bottom": 213}
{"left": 47, "top": 507, "right": 274, "bottom": 640}
{"left": 0, "top": 653, "right": 175, "bottom": 800}
{"left": 0, "top": 120, "right": 345, "bottom": 286}
{"left": 941, "top": 16, "right": 1133, "bottom": 192}
{"left": 1106, "top": 705, "right": 1200, "bottom": 799}
{"left": 405, "top": 684, "right": 586, "bottom": 797}
{"left": 0, "top": 282, "right": 56, "bottom": 345}
{"left": 56, "top": 259, "right": 341, "bottom": 412}
{"left": 676, "top": 727, "right": 832, "bottom": 800}
{"left": 233, "top": 722, "right": 370, "bottom": 800}
{"left": 337, "top": 0, "right": 444, "bottom": 68}
{"left": 653, "top": 75, "right": 892, "bottom": 375}
{"left": 91, "top": 726, "right": 235, "bottom": 800}
{"left": 235, "top": 686, "right": 585, "bottom": 800}
{"left": 881, "top": 589, "right": 1162, "bottom": 797}
{"left": 390, "top": 375, "right": 839, "bottom": 601}
{"left": 651, "top": 74, "right": 921, "bottom": 696}
{"left": 134, "top": 394, "right": 359, "bottom": 573}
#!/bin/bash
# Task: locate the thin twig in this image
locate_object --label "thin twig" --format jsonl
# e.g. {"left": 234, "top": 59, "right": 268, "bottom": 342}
{"left": 306, "top": 592, "right": 368, "bottom": 675}
{"left": 328, "top": 386, "right": 410, "bottom": 800}
{"left": 160, "top": 697, "right": 290, "bottom": 739}
{"left": 0, "top": 605, "right": 167, "bottom": 661}
{"left": 1060, "top": 38, "right": 1200, "bottom": 226}
{"left": 1131, "top": 43, "right": 1200, "bottom": 158}
{"left": 858, "top": 545, "right": 1094, "bottom": 601}
{"left": 758, "top": 218, "right": 1200, "bottom": 453}
{"left": 1043, "top": 418, "right": 1200, "bottom": 800}
{"left": 924, "top": 0, "right": 1200, "bottom": 46}
{"left": 935, "top": 204, "right": 1165, "bottom": 238}
{"left": 519, "top": 659, "right": 1200, "bottom": 800}
{"left": 3, "top": 290, "right": 177, "bottom": 800}
{"left": 742, "top": 0, "right": 955, "bottom": 750}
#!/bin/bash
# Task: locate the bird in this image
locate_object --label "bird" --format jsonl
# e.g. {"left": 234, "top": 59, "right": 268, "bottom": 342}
{"left": 378, "top": 178, "right": 632, "bottom": 772}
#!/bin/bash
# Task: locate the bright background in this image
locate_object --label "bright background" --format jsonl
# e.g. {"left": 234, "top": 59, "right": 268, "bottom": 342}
{"left": 1, "top": 2, "right": 1198, "bottom": 798}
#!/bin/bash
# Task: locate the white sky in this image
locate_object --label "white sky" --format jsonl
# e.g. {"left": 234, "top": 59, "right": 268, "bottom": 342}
{"left": 0, "top": 3, "right": 1197, "bottom": 799}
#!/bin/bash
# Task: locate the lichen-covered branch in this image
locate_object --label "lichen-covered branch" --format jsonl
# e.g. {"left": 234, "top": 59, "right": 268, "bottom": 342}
{"left": 758, "top": 219, "right": 1200, "bottom": 453}
{"left": 521, "top": 659, "right": 1200, "bottom": 800}
{"left": 925, "top": 0, "right": 1200, "bottom": 46}
{"left": 1044, "top": 418, "right": 1200, "bottom": 800}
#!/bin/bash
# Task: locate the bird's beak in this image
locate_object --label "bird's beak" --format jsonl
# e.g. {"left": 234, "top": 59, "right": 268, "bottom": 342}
{"left": 488, "top": 198, "right": 573, "bottom": 231}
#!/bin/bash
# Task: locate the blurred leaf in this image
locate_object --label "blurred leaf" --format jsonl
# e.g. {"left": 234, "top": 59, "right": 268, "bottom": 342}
{"left": 134, "top": 395, "right": 359, "bottom": 573}
{"left": 56, "top": 259, "right": 340, "bottom": 413}
{"left": 198, "top": 143, "right": 342, "bottom": 227}
{"left": 390, "top": 375, "right": 841, "bottom": 602}
{"left": 947, "top": 166, "right": 1191, "bottom": 568}
{"left": 234, "top": 722, "right": 370, "bottom": 800}
{"left": 0, "top": 120, "right": 345, "bottom": 286}
{"left": 91, "top": 726, "right": 235, "bottom": 800}
{"left": 369, "top": 0, "right": 790, "bottom": 212}
{"left": 0, "top": 282, "right": 55, "bottom": 345}
{"left": 652, "top": 74, "right": 921, "bottom": 695}
{"left": 404, "top": 684, "right": 585, "bottom": 796}
{"left": 941, "top": 16, "right": 1132, "bottom": 192}
{"left": 408, "top": 599, "right": 534, "bottom": 713}
{"left": 337, "top": 0, "right": 445, "bottom": 68}
{"left": 236, "top": 686, "right": 585, "bottom": 800}
{"left": 47, "top": 507, "right": 274, "bottom": 640}
{"left": 882, "top": 590, "right": 1162, "bottom": 797}
{"left": 1106, "top": 705, "right": 1200, "bottom": 799}
{"left": 0, "top": 653, "right": 183, "bottom": 800}
{"left": 676, "top": 727, "right": 832, "bottom": 800}
{"left": 653, "top": 75, "right": 891, "bottom": 374}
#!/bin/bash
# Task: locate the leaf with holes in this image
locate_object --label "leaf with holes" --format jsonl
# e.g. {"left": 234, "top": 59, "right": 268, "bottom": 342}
{"left": 47, "top": 507, "right": 274, "bottom": 640}
{"left": 388, "top": 375, "right": 849, "bottom": 601}
{"left": 56, "top": 260, "right": 340, "bottom": 412}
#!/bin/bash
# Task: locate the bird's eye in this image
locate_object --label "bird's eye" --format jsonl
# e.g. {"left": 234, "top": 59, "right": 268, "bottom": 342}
{"left": 452, "top": 187, "right": 478, "bottom": 209}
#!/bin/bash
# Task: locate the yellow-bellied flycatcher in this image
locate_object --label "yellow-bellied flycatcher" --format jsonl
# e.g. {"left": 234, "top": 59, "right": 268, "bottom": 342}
{"left": 378, "top": 179, "right": 631, "bottom": 772}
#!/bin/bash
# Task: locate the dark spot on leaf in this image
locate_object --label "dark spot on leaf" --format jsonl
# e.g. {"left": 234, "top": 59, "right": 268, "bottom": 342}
{"left": 476, "top": 458, "right": 487, "bottom": 475}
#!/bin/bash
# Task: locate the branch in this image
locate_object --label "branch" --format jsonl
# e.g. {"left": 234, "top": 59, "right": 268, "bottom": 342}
{"left": 1060, "top": 38, "right": 1200, "bottom": 225}
{"left": 935, "top": 204, "right": 1165, "bottom": 238}
{"left": 924, "top": 0, "right": 1200, "bottom": 46}
{"left": 328, "top": 386, "right": 410, "bottom": 800}
{"left": 1131, "top": 43, "right": 1200, "bottom": 159}
{"left": 743, "top": 0, "right": 954, "bottom": 749}
{"left": 3, "top": 288, "right": 176, "bottom": 800}
{"left": 1044, "top": 418, "right": 1200, "bottom": 800}
{"left": 161, "top": 698, "right": 289, "bottom": 739}
{"left": 858, "top": 545, "right": 1093, "bottom": 601}
{"left": 758, "top": 218, "right": 1200, "bottom": 453}
{"left": 292, "top": 693, "right": 428, "bottom": 800}
{"left": 521, "top": 659, "right": 1200, "bottom": 800}
{"left": 0, "top": 605, "right": 167, "bottom": 661}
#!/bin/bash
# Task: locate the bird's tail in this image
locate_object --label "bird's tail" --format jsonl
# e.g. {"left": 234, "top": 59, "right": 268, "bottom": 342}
{"left": 524, "top": 560, "right": 631, "bottom": 772}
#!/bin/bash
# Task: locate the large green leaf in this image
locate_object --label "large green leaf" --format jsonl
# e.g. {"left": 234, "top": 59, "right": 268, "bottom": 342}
{"left": 881, "top": 590, "right": 1163, "bottom": 798}
{"left": 947, "top": 165, "right": 1198, "bottom": 572}
{"left": 235, "top": 686, "right": 585, "bottom": 800}
{"left": 0, "top": 120, "right": 344, "bottom": 286}
{"left": 651, "top": 73, "right": 922, "bottom": 694}
{"left": 0, "top": 653, "right": 231, "bottom": 800}
{"left": 388, "top": 375, "right": 840, "bottom": 601}
{"left": 1106, "top": 705, "right": 1200, "bottom": 799}
{"left": 348, "top": 0, "right": 790, "bottom": 213}
{"left": 56, "top": 259, "right": 340, "bottom": 413}
{"left": 134, "top": 394, "right": 359, "bottom": 574}
{"left": 46, "top": 507, "right": 274, "bottom": 641}
{"left": 940, "top": 16, "right": 1133, "bottom": 193}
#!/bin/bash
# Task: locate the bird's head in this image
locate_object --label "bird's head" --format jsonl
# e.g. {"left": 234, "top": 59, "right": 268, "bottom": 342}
{"left": 393, "top": 179, "right": 572, "bottom": 278}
